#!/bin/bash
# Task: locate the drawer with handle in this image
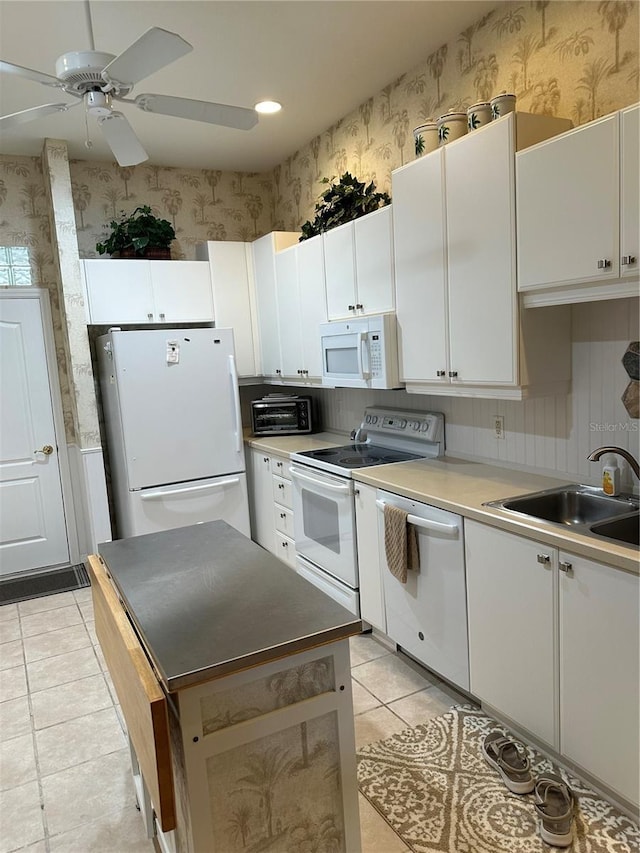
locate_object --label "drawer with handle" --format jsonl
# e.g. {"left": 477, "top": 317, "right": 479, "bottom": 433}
{"left": 275, "top": 505, "right": 294, "bottom": 538}
{"left": 272, "top": 474, "right": 293, "bottom": 508}
{"left": 274, "top": 531, "right": 296, "bottom": 568}
{"left": 270, "top": 457, "right": 291, "bottom": 479}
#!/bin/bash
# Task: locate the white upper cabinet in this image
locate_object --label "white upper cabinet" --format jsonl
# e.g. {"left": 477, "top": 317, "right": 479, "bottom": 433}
{"left": 296, "top": 235, "right": 328, "bottom": 380}
{"left": 446, "top": 115, "right": 518, "bottom": 385}
{"left": 324, "top": 206, "right": 395, "bottom": 320}
{"left": 82, "top": 259, "right": 213, "bottom": 324}
{"left": 393, "top": 148, "right": 448, "bottom": 384}
{"left": 620, "top": 104, "right": 639, "bottom": 280}
{"left": 274, "top": 235, "right": 327, "bottom": 382}
{"left": 516, "top": 105, "right": 639, "bottom": 305}
{"left": 196, "top": 241, "right": 257, "bottom": 377}
{"left": 274, "top": 246, "right": 302, "bottom": 379}
{"left": 251, "top": 231, "right": 298, "bottom": 380}
{"left": 393, "top": 113, "right": 572, "bottom": 398}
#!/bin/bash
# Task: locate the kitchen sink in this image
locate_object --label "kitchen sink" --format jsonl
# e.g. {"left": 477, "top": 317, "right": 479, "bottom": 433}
{"left": 590, "top": 513, "right": 640, "bottom": 547}
{"left": 499, "top": 488, "right": 635, "bottom": 526}
{"left": 485, "top": 485, "right": 639, "bottom": 547}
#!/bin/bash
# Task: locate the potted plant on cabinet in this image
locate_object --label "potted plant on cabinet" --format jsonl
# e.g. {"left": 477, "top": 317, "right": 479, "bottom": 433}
{"left": 96, "top": 205, "right": 176, "bottom": 258}
{"left": 299, "top": 172, "right": 391, "bottom": 240}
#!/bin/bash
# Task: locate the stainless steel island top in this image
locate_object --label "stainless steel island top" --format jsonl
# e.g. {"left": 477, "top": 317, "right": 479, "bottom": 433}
{"left": 97, "top": 521, "right": 361, "bottom": 692}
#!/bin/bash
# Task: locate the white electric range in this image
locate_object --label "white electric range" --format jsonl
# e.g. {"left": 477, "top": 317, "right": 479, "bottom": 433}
{"left": 289, "top": 407, "right": 444, "bottom": 614}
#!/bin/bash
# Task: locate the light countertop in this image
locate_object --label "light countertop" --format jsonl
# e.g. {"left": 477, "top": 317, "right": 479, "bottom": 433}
{"left": 352, "top": 457, "right": 639, "bottom": 575}
{"left": 245, "top": 434, "right": 638, "bottom": 574}
{"left": 244, "top": 430, "right": 346, "bottom": 456}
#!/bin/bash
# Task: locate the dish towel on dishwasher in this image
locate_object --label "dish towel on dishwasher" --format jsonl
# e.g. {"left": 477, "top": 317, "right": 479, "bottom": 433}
{"left": 384, "top": 504, "right": 420, "bottom": 583}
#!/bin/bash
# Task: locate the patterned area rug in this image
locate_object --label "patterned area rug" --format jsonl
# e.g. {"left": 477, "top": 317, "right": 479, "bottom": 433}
{"left": 357, "top": 705, "right": 639, "bottom": 853}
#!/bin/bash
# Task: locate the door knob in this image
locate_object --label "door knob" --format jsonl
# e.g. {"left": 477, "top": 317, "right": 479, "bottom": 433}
{"left": 35, "top": 445, "right": 54, "bottom": 456}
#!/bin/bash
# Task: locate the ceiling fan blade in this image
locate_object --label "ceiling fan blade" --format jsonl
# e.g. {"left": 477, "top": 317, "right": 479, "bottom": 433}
{"left": 0, "top": 102, "right": 76, "bottom": 130}
{"left": 0, "top": 59, "right": 64, "bottom": 87}
{"left": 97, "top": 111, "right": 148, "bottom": 166}
{"left": 102, "top": 27, "right": 192, "bottom": 88}
{"left": 134, "top": 93, "right": 258, "bottom": 131}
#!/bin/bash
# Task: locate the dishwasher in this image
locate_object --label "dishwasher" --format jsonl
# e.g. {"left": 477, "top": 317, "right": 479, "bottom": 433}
{"left": 377, "top": 489, "right": 470, "bottom": 691}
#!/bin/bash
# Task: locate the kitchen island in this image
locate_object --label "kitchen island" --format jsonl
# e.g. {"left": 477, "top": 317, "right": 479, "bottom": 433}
{"left": 87, "top": 520, "right": 362, "bottom": 853}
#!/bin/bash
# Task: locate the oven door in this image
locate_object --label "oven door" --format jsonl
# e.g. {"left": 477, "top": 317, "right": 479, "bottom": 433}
{"left": 290, "top": 464, "right": 358, "bottom": 588}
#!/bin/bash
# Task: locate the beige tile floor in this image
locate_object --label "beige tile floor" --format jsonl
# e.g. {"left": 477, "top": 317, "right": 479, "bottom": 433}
{"left": 0, "top": 589, "right": 468, "bottom": 853}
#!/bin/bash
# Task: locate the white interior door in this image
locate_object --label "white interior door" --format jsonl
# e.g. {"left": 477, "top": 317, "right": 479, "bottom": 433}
{"left": 0, "top": 295, "right": 69, "bottom": 575}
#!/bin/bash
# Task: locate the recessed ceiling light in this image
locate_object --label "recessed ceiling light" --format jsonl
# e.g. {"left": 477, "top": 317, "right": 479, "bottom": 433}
{"left": 255, "top": 100, "right": 282, "bottom": 114}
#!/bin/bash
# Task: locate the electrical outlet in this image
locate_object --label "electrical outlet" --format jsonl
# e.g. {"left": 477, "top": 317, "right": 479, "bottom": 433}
{"left": 493, "top": 415, "right": 505, "bottom": 439}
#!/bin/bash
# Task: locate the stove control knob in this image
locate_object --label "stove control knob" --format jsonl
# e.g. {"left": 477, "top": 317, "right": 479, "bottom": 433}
{"left": 400, "top": 419, "right": 407, "bottom": 428}
{"left": 411, "top": 421, "right": 420, "bottom": 431}
{"left": 420, "top": 422, "right": 430, "bottom": 432}
{"left": 370, "top": 415, "right": 378, "bottom": 424}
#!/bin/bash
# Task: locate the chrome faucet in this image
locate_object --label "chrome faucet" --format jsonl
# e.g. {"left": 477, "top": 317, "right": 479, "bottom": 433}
{"left": 587, "top": 446, "right": 640, "bottom": 480}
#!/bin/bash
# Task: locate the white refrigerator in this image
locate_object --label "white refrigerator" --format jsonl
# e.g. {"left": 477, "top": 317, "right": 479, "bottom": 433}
{"left": 97, "top": 327, "right": 250, "bottom": 539}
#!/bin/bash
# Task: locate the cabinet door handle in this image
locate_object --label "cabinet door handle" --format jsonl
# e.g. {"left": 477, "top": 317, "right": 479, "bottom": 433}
{"left": 278, "top": 483, "right": 285, "bottom": 490}
{"left": 281, "top": 540, "right": 288, "bottom": 548}
{"left": 621, "top": 255, "right": 636, "bottom": 265}
{"left": 276, "top": 461, "right": 283, "bottom": 468}
{"left": 536, "top": 553, "right": 551, "bottom": 565}
{"left": 436, "top": 370, "right": 446, "bottom": 377}
{"left": 597, "top": 259, "right": 611, "bottom": 269}
{"left": 275, "top": 369, "right": 282, "bottom": 375}
{"left": 348, "top": 304, "right": 355, "bottom": 311}
{"left": 559, "top": 561, "right": 573, "bottom": 576}
{"left": 448, "top": 370, "right": 458, "bottom": 378}
{"left": 356, "top": 303, "right": 363, "bottom": 310}
{"left": 263, "top": 457, "right": 269, "bottom": 463}
{"left": 297, "top": 369, "right": 303, "bottom": 374}
{"left": 147, "top": 313, "right": 153, "bottom": 321}
{"left": 159, "top": 312, "right": 165, "bottom": 321}
{"left": 280, "top": 512, "right": 286, "bottom": 519}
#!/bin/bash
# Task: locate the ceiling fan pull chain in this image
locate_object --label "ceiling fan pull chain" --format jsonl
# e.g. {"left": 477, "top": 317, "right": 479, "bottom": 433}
{"left": 84, "top": 108, "right": 93, "bottom": 150}
{"left": 84, "top": 0, "right": 95, "bottom": 51}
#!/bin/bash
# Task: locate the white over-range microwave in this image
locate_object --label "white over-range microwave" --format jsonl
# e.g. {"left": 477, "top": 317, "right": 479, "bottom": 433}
{"left": 319, "top": 313, "right": 402, "bottom": 389}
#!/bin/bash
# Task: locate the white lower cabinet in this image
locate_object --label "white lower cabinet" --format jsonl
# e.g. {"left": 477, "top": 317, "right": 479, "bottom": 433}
{"left": 354, "top": 483, "right": 385, "bottom": 631}
{"left": 465, "top": 521, "right": 556, "bottom": 745}
{"left": 559, "top": 552, "right": 639, "bottom": 806}
{"left": 247, "top": 449, "right": 276, "bottom": 553}
{"left": 465, "top": 520, "right": 639, "bottom": 808}
{"left": 247, "top": 447, "right": 296, "bottom": 566}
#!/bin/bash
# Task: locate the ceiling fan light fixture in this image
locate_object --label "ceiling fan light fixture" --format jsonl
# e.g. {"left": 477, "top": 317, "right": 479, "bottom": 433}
{"left": 85, "top": 90, "right": 112, "bottom": 116}
{"left": 255, "top": 100, "right": 281, "bottom": 114}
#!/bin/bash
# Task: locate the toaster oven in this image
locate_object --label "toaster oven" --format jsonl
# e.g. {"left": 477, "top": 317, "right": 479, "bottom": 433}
{"left": 250, "top": 395, "right": 313, "bottom": 436}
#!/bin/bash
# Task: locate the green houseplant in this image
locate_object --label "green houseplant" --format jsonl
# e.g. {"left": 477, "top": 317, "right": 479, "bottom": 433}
{"left": 96, "top": 205, "right": 176, "bottom": 258}
{"left": 299, "top": 172, "right": 391, "bottom": 241}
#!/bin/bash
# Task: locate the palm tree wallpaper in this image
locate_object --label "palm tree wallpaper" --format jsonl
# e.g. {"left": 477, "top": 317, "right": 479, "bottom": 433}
{"left": 0, "top": 0, "right": 637, "bottom": 446}
{"left": 207, "top": 712, "right": 344, "bottom": 852}
{"left": 200, "top": 659, "right": 341, "bottom": 851}
{"left": 200, "top": 657, "right": 334, "bottom": 737}
{"left": 1, "top": 0, "right": 637, "bottom": 261}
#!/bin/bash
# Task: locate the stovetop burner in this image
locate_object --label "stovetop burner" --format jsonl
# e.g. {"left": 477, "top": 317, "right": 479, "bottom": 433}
{"left": 296, "top": 443, "right": 423, "bottom": 470}
{"left": 290, "top": 408, "right": 445, "bottom": 478}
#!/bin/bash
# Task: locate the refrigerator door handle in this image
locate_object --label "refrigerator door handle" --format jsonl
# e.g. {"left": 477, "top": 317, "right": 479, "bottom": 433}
{"left": 140, "top": 478, "right": 241, "bottom": 501}
{"left": 228, "top": 354, "right": 242, "bottom": 454}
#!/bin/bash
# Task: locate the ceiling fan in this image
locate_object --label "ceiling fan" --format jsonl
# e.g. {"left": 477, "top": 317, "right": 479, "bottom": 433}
{"left": 0, "top": 1, "right": 258, "bottom": 166}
